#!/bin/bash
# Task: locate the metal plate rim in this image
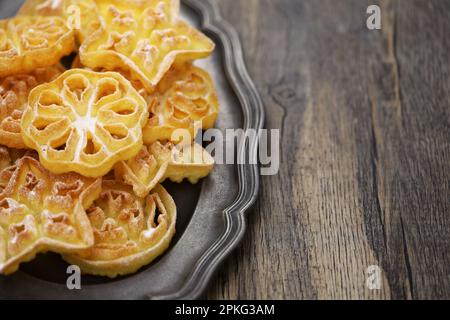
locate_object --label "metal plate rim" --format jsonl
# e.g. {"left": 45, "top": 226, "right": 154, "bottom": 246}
{"left": 151, "top": 0, "right": 265, "bottom": 300}
{"left": 0, "top": 0, "right": 264, "bottom": 300}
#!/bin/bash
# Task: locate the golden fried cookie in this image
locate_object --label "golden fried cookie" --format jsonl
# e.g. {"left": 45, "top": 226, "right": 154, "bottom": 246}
{"left": 143, "top": 63, "right": 219, "bottom": 144}
{"left": 0, "top": 148, "right": 36, "bottom": 179}
{"left": 115, "top": 141, "right": 214, "bottom": 197}
{"left": 0, "top": 156, "right": 101, "bottom": 275}
{"left": 80, "top": 0, "right": 215, "bottom": 90}
{"left": 162, "top": 142, "right": 214, "bottom": 183}
{"left": 63, "top": 0, "right": 102, "bottom": 43}
{"left": 114, "top": 146, "right": 168, "bottom": 198}
{"left": 21, "top": 69, "right": 149, "bottom": 178}
{"left": 0, "top": 65, "right": 65, "bottom": 149}
{"left": 17, "top": 0, "right": 65, "bottom": 17}
{"left": 105, "top": 68, "right": 151, "bottom": 100}
{"left": 0, "top": 146, "right": 10, "bottom": 171}
{"left": 0, "top": 148, "right": 38, "bottom": 175}
{"left": 0, "top": 163, "right": 14, "bottom": 194}
{"left": 0, "top": 16, "right": 74, "bottom": 77}
{"left": 18, "top": 0, "right": 101, "bottom": 44}
{"left": 63, "top": 181, "right": 176, "bottom": 278}
{"left": 71, "top": 57, "right": 151, "bottom": 100}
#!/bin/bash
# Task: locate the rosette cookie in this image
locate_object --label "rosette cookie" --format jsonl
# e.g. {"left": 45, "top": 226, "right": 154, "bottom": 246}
{"left": 115, "top": 141, "right": 214, "bottom": 198}
{"left": 0, "top": 156, "right": 101, "bottom": 275}
{"left": 64, "top": 181, "right": 176, "bottom": 278}
{"left": 0, "top": 65, "right": 64, "bottom": 149}
{"left": 21, "top": 69, "right": 149, "bottom": 177}
{"left": 143, "top": 63, "right": 219, "bottom": 144}
{"left": 0, "top": 16, "right": 74, "bottom": 77}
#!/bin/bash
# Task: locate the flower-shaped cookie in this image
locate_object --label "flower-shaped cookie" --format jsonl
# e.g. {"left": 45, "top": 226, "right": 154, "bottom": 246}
{"left": 0, "top": 16, "right": 74, "bottom": 77}
{"left": 0, "top": 65, "right": 65, "bottom": 149}
{"left": 21, "top": 69, "right": 149, "bottom": 178}
{"left": 63, "top": 181, "right": 176, "bottom": 278}
{"left": 18, "top": 0, "right": 101, "bottom": 44}
{"left": 73, "top": 58, "right": 151, "bottom": 100}
{"left": 80, "top": 0, "right": 214, "bottom": 90}
{"left": 143, "top": 63, "right": 219, "bottom": 144}
{"left": 0, "top": 156, "right": 101, "bottom": 275}
{"left": 115, "top": 141, "right": 214, "bottom": 197}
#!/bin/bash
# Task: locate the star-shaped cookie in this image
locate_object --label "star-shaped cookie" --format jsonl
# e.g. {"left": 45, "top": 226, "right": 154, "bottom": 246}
{"left": 80, "top": 0, "right": 214, "bottom": 90}
{"left": 0, "top": 156, "right": 101, "bottom": 275}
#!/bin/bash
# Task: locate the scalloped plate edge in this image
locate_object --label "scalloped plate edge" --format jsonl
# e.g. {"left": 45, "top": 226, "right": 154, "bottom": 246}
{"left": 149, "top": 0, "right": 265, "bottom": 300}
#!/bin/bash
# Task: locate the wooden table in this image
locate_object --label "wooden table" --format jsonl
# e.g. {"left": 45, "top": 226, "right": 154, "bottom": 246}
{"left": 206, "top": 0, "right": 450, "bottom": 299}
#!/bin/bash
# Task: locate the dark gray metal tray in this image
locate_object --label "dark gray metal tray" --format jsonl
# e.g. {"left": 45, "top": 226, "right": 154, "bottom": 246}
{"left": 0, "top": 0, "right": 264, "bottom": 299}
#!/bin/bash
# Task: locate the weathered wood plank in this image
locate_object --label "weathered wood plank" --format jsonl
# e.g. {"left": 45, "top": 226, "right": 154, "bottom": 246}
{"left": 372, "top": 0, "right": 450, "bottom": 299}
{"left": 207, "top": 0, "right": 449, "bottom": 299}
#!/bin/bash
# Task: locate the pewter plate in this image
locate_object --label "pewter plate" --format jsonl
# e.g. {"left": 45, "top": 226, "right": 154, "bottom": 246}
{"left": 0, "top": 0, "right": 264, "bottom": 299}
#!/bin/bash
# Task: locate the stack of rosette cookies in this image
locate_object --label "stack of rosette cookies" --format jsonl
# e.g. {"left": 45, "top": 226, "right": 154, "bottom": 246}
{"left": 0, "top": 0, "right": 218, "bottom": 278}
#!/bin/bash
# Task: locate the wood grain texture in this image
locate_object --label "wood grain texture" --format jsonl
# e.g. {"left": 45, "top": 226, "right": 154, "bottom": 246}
{"left": 206, "top": 0, "right": 450, "bottom": 299}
